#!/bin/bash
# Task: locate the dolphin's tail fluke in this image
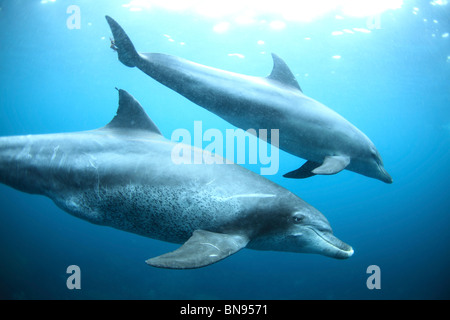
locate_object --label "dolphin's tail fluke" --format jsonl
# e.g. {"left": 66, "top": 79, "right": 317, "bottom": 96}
{"left": 105, "top": 15, "right": 140, "bottom": 68}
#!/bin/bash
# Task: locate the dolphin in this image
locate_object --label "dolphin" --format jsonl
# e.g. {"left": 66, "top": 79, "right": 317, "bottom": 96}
{"left": 0, "top": 89, "right": 353, "bottom": 269}
{"left": 106, "top": 16, "right": 392, "bottom": 184}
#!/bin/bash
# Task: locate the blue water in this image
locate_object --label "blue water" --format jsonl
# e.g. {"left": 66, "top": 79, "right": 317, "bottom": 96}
{"left": 0, "top": 0, "right": 449, "bottom": 300}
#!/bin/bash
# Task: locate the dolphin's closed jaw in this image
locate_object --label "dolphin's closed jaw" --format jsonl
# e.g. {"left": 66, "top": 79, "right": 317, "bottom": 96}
{"left": 376, "top": 166, "right": 393, "bottom": 184}
{"left": 308, "top": 228, "right": 354, "bottom": 259}
{"left": 334, "top": 244, "right": 354, "bottom": 259}
{"left": 383, "top": 170, "right": 393, "bottom": 184}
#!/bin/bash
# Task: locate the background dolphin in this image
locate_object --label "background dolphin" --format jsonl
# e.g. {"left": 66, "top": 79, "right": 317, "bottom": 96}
{"left": 0, "top": 89, "right": 353, "bottom": 269}
{"left": 106, "top": 16, "right": 392, "bottom": 184}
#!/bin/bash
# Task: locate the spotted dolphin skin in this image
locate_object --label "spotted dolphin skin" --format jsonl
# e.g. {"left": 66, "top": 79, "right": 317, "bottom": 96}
{"left": 0, "top": 89, "right": 353, "bottom": 269}
{"left": 106, "top": 16, "right": 392, "bottom": 184}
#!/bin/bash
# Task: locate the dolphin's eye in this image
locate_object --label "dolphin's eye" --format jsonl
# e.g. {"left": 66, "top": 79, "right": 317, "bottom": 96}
{"left": 370, "top": 147, "right": 379, "bottom": 159}
{"left": 292, "top": 214, "right": 305, "bottom": 224}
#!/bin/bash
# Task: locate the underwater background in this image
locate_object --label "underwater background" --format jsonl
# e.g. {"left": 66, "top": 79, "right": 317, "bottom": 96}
{"left": 0, "top": 0, "right": 449, "bottom": 300}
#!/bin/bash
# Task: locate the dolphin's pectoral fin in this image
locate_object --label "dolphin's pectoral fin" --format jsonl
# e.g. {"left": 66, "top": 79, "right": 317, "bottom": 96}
{"left": 312, "top": 155, "right": 350, "bottom": 175}
{"left": 283, "top": 156, "right": 350, "bottom": 179}
{"left": 283, "top": 161, "right": 321, "bottom": 179}
{"left": 146, "top": 230, "right": 249, "bottom": 269}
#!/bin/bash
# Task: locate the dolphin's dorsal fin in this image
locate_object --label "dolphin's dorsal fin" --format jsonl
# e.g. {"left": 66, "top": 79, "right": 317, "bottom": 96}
{"left": 104, "top": 88, "right": 162, "bottom": 135}
{"left": 267, "top": 53, "right": 302, "bottom": 92}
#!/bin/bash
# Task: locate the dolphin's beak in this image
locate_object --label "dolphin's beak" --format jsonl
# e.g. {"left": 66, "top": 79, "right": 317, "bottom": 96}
{"left": 381, "top": 168, "right": 393, "bottom": 184}
{"left": 308, "top": 228, "right": 354, "bottom": 259}
{"left": 376, "top": 162, "right": 393, "bottom": 184}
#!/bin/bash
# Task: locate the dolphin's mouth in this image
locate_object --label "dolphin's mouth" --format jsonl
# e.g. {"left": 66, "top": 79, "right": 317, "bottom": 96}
{"left": 307, "top": 227, "right": 354, "bottom": 259}
{"left": 380, "top": 167, "right": 393, "bottom": 184}
{"left": 375, "top": 161, "right": 393, "bottom": 184}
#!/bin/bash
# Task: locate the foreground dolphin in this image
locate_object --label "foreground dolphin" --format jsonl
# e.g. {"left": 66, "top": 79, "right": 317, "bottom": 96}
{"left": 106, "top": 16, "right": 392, "bottom": 184}
{"left": 0, "top": 89, "right": 353, "bottom": 269}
